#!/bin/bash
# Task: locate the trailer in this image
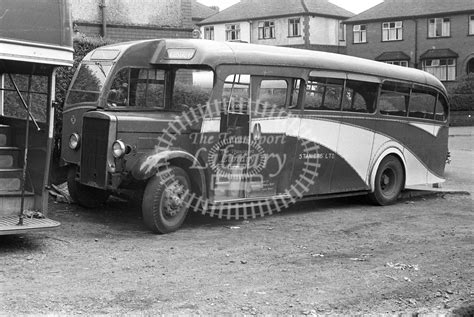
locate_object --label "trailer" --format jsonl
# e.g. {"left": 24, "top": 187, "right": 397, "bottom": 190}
{"left": 0, "top": 0, "right": 73, "bottom": 234}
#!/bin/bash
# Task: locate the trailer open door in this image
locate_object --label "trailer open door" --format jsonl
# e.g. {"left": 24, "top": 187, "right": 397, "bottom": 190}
{"left": 0, "top": 0, "right": 73, "bottom": 234}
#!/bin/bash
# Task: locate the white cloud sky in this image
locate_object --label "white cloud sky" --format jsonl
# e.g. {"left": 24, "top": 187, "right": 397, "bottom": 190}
{"left": 197, "top": 0, "right": 384, "bottom": 14}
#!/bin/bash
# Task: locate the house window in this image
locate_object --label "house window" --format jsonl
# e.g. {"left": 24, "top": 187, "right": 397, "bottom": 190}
{"left": 382, "top": 21, "right": 403, "bottom": 41}
{"left": 258, "top": 21, "right": 275, "bottom": 39}
{"left": 204, "top": 26, "right": 214, "bottom": 40}
{"left": 384, "top": 60, "right": 409, "bottom": 67}
{"left": 225, "top": 24, "right": 240, "bottom": 41}
{"left": 469, "top": 15, "right": 474, "bottom": 35}
{"left": 422, "top": 58, "right": 456, "bottom": 81}
{"left": 288, "top": 18, "right": 301, "bottom": 37}
{"left": 339, "top": 22, "right": 346, "bottom": 41}
{"left": 428, "top": 18, "right": 450, "bottom": 37}
{"left": 353, "top": 24, "right": 367, "bottom": 43}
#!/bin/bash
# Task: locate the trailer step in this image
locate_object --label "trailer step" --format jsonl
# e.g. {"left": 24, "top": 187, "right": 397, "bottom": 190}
{"left": 0, "top": 216, "right": 60, "bottom": 235}
{"left": 0, "top": 194, "right": 35, "bottom": 217}
{"left": 0, "top": 124, "right": 12, "bottom": 147}
{"left": 0, "top": 147, "right": 21, "bottom": 169}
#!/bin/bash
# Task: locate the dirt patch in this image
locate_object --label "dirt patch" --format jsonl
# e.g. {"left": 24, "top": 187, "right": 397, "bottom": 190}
{"left": 1, "top": 194, "right": 473, "bottom": 315}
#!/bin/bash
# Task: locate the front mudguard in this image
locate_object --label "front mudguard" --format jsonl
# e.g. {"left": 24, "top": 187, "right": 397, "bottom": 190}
{"left": 131, "top": 150, "right": 207, "bottom": 195}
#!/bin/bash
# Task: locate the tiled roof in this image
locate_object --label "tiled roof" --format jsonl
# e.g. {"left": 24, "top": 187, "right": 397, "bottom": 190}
{"left": 375, "top": 51, "right": 411, "bottom": 61}
{"left": 345, "top": 0, "right": 474, "bottom": 23}
{"left": 192, "top": 1, "right": 218, "bottom": 21}
{"left": 419, "top": 48, "right": 459, "bottom": 59}
{"left": 198, "top": 0, "right": 353, "bottom": 25}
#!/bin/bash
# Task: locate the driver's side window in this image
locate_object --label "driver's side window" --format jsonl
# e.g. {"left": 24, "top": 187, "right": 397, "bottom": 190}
{"left": 107, "top": 68, "right": 165, "bottom": 108}
{"left": 108, "top": 68, "right": 130, "bottom": 107}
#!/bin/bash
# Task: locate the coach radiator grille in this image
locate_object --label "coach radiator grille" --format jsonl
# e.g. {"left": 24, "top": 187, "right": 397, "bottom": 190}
{"left": 80, "top": 117, "right": 110, "bottom": 188}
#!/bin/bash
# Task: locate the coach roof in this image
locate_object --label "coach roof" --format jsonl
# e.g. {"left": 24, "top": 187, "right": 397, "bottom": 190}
{"left": 90, "top": 39, "right": 447, "bottom": 94}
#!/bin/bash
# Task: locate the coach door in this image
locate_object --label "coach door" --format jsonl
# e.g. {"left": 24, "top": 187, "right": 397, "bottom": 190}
{"left": 245, "top": 76, "right": 300, "bottom": 199}
{"left": 211, "top": 73, "right": 301, "bottom": 201}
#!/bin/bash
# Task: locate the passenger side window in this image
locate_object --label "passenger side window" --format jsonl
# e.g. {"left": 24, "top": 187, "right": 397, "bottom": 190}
{"left": 304, "top": 79, "right": 324, "bottom": 110}
{"left": 257, "top": 79, "right": 288, "bottom": 112}
{"left": 304, "top": 77, "right": 343, "bottom": 111}
{"left": 223, "top": 74, "right": 250, "bottom": 113}
{"left": 379, "top": 81, "right": 410, "bottom": 117}
{"left": 172, "top": 68, "right": 213, "bottom": 111}
{"left": 408, "top": 86, "right": 436, "bottom": 119}
{"left": 342, "top": 80, "right": 378, "bottom": 113}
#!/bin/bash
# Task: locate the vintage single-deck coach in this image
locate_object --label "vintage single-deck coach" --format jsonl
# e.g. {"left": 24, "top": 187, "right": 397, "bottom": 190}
{"left": 61, "top": 39, "right": 449, "bottom": 233}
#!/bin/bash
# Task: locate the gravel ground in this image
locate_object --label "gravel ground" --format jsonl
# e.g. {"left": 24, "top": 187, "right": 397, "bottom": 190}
{"left": 1, "top": 192, "right": 473, "bottom": 315}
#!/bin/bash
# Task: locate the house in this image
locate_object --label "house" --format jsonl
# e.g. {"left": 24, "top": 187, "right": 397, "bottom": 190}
{"left": 197, "top": 0, "right": 353, "bottom": 53}
{"left": 343, "top": 0, "right": 474, "bottom": 85}
{"left": 192, "top": 0, "right": 218, "bottom": 26}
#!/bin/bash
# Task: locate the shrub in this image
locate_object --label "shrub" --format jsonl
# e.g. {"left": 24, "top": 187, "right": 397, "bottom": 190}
{"left": 53, "top": 34, "right": 114, "bottom": 168}
{"left": 447, "top": 74, "right": 474, "bottom": 112}
{"left": 449, "top": 94, "right": 474, "bottom": 111}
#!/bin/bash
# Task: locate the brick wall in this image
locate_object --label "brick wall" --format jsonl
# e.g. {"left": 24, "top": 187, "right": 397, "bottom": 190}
{"left": 75, "top": 23, "right": 192, "bottom": 41}
{"left": 73, "top": 0, "right": 193, "bottom": 41}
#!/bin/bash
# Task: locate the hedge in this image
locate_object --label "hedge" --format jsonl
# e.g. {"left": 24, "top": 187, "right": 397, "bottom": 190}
{"left": 447, "top": 74, "right": 474, "bottom": 112}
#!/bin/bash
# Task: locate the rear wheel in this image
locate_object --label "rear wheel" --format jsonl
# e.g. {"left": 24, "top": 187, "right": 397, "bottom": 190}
{"left": 67, "top": 167, "right": 109, "bottom": 208}
{"left": 369, "top": 156, "right": 404, "bottom": 205}
{"left": 142, "top": 166, "right": 190, "bottom": 234}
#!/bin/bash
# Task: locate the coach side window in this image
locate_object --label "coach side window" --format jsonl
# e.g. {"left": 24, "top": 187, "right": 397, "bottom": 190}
{"left": 379, "top": 81, "right": 410, "bottom": 117}
{"left": 304, "top": 77, "right": 344, "bottom": 111}
{"left": 257, "top": 79, "right": 288, "bottom": 110}
{"left": 342, "top": 80, "right": 378, "bottom": 113}
{"left": 408, "top": 86, "right": 437, "bottom": 119}
{"left": 435, "top": 94, "right": 448, "bottom": 121}
{"left": 290, "top": 79, "right": 302, "bottom": 109}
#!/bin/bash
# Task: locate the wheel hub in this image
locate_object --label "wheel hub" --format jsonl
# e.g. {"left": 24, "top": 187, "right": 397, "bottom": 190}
{"left": 381, "top": 169, "right": 395, "bottom": 192}
{"left": 164, "top": 183, "right": 185, "bottom": 217}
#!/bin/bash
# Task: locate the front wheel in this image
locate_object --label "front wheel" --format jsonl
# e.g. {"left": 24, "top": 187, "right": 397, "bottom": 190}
{"left": 67, "top": 167, "right": 109, "bottom": 208}
{"left": 368, "top": 156, "right": 404, "bottom": 205}
{"left": 142, "top": 166, "right": 191, "bottom": 234}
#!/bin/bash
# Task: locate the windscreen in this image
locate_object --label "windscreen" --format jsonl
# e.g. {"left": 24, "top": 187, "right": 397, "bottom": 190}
{"left": 65, "top": 63, "right": 112, "bottom": 106}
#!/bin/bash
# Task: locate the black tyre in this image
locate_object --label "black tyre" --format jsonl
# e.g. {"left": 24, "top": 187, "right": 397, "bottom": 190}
{"left": 142, "top": 166, "right": 191, "bottom": 234}
{"left": 368, "top": 156, "right": 404, "bottom": 205}
{"left": 67, "top": 167, "right": 109, "bottom": 208}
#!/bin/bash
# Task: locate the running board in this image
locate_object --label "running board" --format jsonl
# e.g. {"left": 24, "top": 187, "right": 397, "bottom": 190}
{"left": 298, "top": 190, "right": 370, "bottom": 202}
{"left": 0, "top": 216, "right": 60, "bottom": 235}
{"left": 213, "top": 193, "right": 292, "bottom": 204}
{"left": 212, "top": 191, "right": 370, "bottom": 204}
